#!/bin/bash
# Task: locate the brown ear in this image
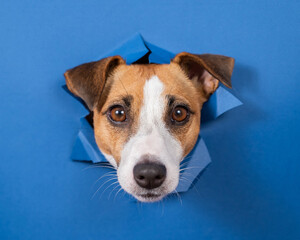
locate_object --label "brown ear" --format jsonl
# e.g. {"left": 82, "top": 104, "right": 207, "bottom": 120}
{"left": 64, "top": 56, "right": 125, "bottom": 110}
{"left": 172, "top": 52, "right": 235, "bottom": 98}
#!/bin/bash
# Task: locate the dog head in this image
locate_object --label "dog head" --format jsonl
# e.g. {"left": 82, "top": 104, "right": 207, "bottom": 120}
{"left": 65, "top": 52, "right": 234, "bottom": 202}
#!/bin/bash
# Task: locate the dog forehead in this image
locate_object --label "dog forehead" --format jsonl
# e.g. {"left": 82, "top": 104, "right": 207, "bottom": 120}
{"left": 109, "top": 63, "right": 198, "bottom": 102}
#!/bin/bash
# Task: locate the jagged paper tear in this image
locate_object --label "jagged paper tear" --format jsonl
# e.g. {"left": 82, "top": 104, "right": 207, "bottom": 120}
{"left": 66, "top": 33, "right": 242, "bottom": 193}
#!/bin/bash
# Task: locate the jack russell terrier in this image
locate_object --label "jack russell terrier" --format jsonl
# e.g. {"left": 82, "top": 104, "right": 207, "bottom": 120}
{"left": 65, "top": 52, "right": 234, "bottom": 202}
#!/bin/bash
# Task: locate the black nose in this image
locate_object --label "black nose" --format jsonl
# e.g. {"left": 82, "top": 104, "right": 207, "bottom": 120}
{"left": 133, "top": 162, "right": 167, "bottom": 189}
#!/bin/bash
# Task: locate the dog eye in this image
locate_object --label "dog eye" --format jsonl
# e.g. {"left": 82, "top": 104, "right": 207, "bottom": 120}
{"left": 109, "top": 106, "right": 126, "bottom": 122}
{"left": 171, "top": 106, "right": 188, "bottom": 122}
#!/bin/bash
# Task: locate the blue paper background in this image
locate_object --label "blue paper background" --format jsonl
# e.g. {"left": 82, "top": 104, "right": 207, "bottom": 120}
{"left": 0, "top": 1, "right": 299, "bottom": 239}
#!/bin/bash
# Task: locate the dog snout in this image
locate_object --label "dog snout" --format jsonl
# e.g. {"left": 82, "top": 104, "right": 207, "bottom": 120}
{"left": 133, "top": 162, "right": 166, "bottom": 189}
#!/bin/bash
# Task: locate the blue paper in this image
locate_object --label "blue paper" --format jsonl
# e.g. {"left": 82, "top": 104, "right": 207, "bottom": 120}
{"left": 175, "top": 137, "right": 211, "bottom": 192}
{"left": 67, "top": 33, "right": 242, "bottom": 193}
{"left": 201, "top": 86, "right": 243, "bottom": 122}
{"left": 99, "top": 33, "right": 149, "bottom": 64}
{"left": 99, "top": 33, "right": 175, "bottom": 64}
{"left": 71, "top": 118, "right": 106, "bottom": 163}
{"left": 145, "top": 40, "right": 175, "bottom": 64}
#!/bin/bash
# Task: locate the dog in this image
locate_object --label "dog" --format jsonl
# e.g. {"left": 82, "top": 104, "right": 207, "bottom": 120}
{"left": 65, "top": 52, "right": 234, "bottom": 202}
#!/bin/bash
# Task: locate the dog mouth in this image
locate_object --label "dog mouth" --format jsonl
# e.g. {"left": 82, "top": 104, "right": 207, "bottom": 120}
{"left": 135, "top": 193, "right": 164, "bottom": 202}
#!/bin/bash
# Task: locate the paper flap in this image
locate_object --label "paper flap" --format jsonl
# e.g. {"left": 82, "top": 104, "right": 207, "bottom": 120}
{"left": 202, "top": 86, "right": 243, "bottom": 122}
{"left": 176, "top": 137, "right": 211, "bottom": 192}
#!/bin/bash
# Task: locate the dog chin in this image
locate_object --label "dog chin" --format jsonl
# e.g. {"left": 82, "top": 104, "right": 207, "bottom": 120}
{"left": 134, "top": 193, "right": 165, "bottom": 202}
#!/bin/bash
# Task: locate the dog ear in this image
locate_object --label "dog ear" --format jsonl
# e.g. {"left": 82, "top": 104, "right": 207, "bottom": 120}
{"left": 172, "top": 52, "right": 235, "bottom": 99}
{"left": 64, "top": 56, "right": 125, "bottom": 110}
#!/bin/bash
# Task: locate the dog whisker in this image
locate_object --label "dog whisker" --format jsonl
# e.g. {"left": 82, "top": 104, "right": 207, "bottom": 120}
{"left": 91, "top": 177, "right": 118, "bottom": 199}
{"left": 91, "top": 162, "right": 112, "bottom": 166}
{"left": 92, "top": 162, "right": 115, "bottom": 167}
{"left": 100, "top": 181, "right": 119, "bottom": 199}
{"left": 94, "top": 166, "right": 116, "bottom": 171}
{"left": 114, "top": 187, "right": 123, "bottom": 201}
{"left": 82, "top": 161, "right": 112, "bottom": 167}
{"left": 94, "top": 163, "right": 115, "bottom": 168}
{"left": 179, "top": 166, "right": 201, "bottom": 172}
{"left": 173, "top": 190, "right": 182, "bottom": 205}
{"left": 108, "top": 184, "right": 121, "bottom": 200}
{"left": 159, "top": 196, "right": 165, "bottom": 217}
{"left": 179, "top": 176, "right": 200, "bottom": 194}
{"left": 92, "top": 172, "right": 117, "bottom": 188}
{"left": 83, "top": 165, "right": 116, "bottom": 171}
{"left": 180, "top": 156, "right": 193, "bottom": 163}
{"left": 179, "top": 159, "right": 193, "bottom": 168}
{"left": 179, "top": 162, "right": 189, "bottom": 168}
{"left": 180, "top": 176, "right": 193, "bottom": 184}
{"left": 179, "top": 172, "right": 193, "bottom": 177}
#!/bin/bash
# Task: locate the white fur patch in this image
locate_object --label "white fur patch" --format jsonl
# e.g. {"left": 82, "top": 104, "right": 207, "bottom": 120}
{"left": 117, "top": 75, "right": 183, "bottom": 202}
{"left": 102, "top": 152, "right": 117, "bottom": 168}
